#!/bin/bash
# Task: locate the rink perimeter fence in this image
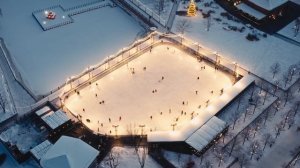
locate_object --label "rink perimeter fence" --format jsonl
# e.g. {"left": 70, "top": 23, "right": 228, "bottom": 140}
{"left": 4, "top": 32, "right": 250, "bottom": 116}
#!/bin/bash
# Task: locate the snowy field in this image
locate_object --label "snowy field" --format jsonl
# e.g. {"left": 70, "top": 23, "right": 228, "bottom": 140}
{"left": 0, "top": 0, "right": 144, "bottom": 95}
{"left": 172, "top": 0, "right": 300, "bottom": 88}
{"left": 100, "top": 146, "right": 161, "bottom": 168}
{"left": 64, "top": 44, "right": 233, "bottom": 135}
{"left": 278, "top": 19, "right": 300, "bottom": 43}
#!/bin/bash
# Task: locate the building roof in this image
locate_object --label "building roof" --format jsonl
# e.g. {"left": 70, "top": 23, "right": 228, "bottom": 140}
{"left": 248, "top": 0, "right": 288, "bottom": 11}
{"left": 41, "top": 110, "right": 69, "bottom": 130}
{"left": 237, "top": 3, "right": 266, "bottom": 20}
{"left": 185, "top": 116, "right": 226, "bottom": 151}
{"left": 35, "top": 106, "right": 52, "bottom": 116}
{"left": 30, "top": 140, "right": 53, "bottom": 160}
{"left": 40, "top": 136, "right": 99, "bottom": 168}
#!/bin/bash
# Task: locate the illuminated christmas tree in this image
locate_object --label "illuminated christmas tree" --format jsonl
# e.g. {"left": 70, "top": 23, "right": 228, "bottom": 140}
{"left": 187, "top": 0, "right": 197, "bottom": 17}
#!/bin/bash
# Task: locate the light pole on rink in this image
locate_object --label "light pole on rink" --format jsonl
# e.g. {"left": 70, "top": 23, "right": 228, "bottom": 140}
{"left": 112, "top": 125, "right": 119, "bottom": 137}
{"left": 139, "top": 125, "right": 145, "bottom": 137}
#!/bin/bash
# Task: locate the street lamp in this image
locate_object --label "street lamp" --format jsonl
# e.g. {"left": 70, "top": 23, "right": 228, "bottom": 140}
{"left": 139, "top": 125, "right": 145, "bottom": 136}
{"left": 171, "top": 123, "right": 177, "bottom": 131}
{"left": 112, "top": 125, "right": 119, "bottom": 137}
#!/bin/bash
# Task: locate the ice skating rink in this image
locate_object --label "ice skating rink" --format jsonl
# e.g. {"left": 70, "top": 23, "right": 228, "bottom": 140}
{"left": 64, "top": 44, "right": 233, "bottom": 135}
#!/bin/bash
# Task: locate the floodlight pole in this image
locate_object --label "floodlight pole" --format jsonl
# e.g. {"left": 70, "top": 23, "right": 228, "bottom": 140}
{"left": 171, "top": 123, "right": 177, "bottom": 131}
{"left": 139, "top": 125, "right": 145, "bottom": 136}
{"left": 112, "top": 125, "right": 119, "bottom": 137}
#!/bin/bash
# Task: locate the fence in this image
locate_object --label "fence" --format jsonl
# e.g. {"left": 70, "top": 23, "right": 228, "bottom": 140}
{"left": 126, "top": 0, "right": 167, "bottom": 27}
{"left": 17, "top": 32, "right": 251, "bottom": 116}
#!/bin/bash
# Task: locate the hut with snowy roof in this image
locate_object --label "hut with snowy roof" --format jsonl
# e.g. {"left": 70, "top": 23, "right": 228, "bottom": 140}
{"left": 40, "top": 136, "right": 99, "bottom": 168}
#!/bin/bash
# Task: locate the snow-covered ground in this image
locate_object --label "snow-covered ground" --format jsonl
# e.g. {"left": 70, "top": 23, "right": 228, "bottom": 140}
{"left": 278, "top": 19, "right": 300, "bottom": 43}
{"left": 0, "top": 67, "right": 16, "bottom": 123}
{"left": 64, "top": 44, "right": 233, "bottom": 135}
{"left": 0, "top": 0, "right": 144, "bottom": 95}
{"left": 100, "top": 146, "right": 161, "bottom": 168}
{"left": 172, "top": 0, "right": 300, "bottom": 89}
{"left": 0, "top": 123, "right": 48, "bottom": 153}
{"left": 0, "top": 142, "right": 40, "bottom": 168}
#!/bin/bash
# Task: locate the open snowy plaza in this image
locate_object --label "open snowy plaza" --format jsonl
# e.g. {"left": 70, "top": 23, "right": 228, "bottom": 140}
{"left": 64, "top": 44, "right": 234, "bottom": 135}
{"left": 0, "top": 0, "right": 144, "bottom": 95}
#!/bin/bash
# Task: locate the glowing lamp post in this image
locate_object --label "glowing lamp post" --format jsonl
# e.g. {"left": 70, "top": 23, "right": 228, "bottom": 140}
{"left": 139, "top": 125, "right": 145, "bottom": 136}
{"left": 112, "top": 125, "right": 119, "bottom": 137}
{"left": 171, "top": 123, "right": 177, "bottom": 131}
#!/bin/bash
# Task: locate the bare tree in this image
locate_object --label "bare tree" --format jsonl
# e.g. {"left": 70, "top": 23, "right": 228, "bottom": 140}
{"left": 240, "top": 127, "right": 251, "bottom": 145}
{"left": 270, "top": 62, "right": 281, "bottom": 79}
{"left": 134, "top": 138, "right": 147, "bottom": 168}
{"left": 0, "top": 93, "right": 6, "bottom": 113}
{"left": 274, "top": 122, "right": 285, "bottom": 139}
{"left": 206, "top": 13, "right": 212, "bottom": 31}
{"left": 201, "top": 160, "right": 212, "bottom": 168}
{"left": 176, "top": 19, "right": 192, "bottom": 34}
{"left": 249, "top": 140, "right": 262, "bottom": 160}
{"left": 284, "top": 89, "right": 293, "bottom": 107}
{"left": 282, "top": 71, "right": 290, "bottom": 88}
{"left": 237, "top": 154, "right": 250, "bottom": 168}
{"left": 294, "top": 17, "right": 300, "bottom": 37}
{"left": 273, "top": 100, "right": 281, "bottom": 116}
{"left": 251, "top": 94, "right": 260, "bottom": 114}
{"left": 273, "top": 80, "right": 281, "bottom": 96}
{"left": 251, "top": 119, "right": 262, "bottom": 138}
{"left": 232, "top": 98, "right": 243, "bottom": 130}
{"left": 288, "top": 64, "right": 298, "bottom": 82}
{"left": 262, "top": 87, "right": 269, "bottom": 105}
{"left": 154, "top": 0, "right": 168, "bottom": 16}
{"left": 225, "top": 136, "right": 241, "bottom": 157}
{"left": 105, "top": 150, "right": 120, "bottom": 168}
{"left": 293, "top": 101, "right": 300, "bottom": 117}
{"left": 261, "top": 133, "right": 275, "bottom": 151}
{"left": 262, "top": 108, "right": 273, "bottom": 125}
{"left": 0, "top": 8, "right": 2, "bottom": 17}
{"left": 213, "top": 145, "right": 227, "bottom": 167}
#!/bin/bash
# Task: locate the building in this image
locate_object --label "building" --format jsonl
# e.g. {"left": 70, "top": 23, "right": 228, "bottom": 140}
{"left": 217, "top": 0, "right": 300, "bottom": 33}
{"left": 40, "top": 136, "right": 99, "bottom": 168}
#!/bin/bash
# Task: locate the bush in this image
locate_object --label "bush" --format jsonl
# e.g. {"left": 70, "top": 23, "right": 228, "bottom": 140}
{"left": 246, "top": 33, "right": 259, "bottom": 41}
{"left": 0, "top": 153, "right": 6, "bottom": 166}
{"left": 262, "top": 33, "right": 267, "bottom": 38}
{"left": 214, "top": 17, "right": 222, "bottom": 22}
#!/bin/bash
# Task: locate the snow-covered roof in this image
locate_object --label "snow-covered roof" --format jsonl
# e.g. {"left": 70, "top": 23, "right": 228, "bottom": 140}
{"left": 237, "top": 3, "right": 266, "bottom": 20}
{"left": 248, "top": 0, "right": 288, "bottom": 11}
{"left": 185, "top": 116, "right": 226, "bottom": 151}
{"left": 30, "top": 140, "right": 53, "bottom": 160}
{"left": 35, "top": 106, "right": 52, "bottom": 116}
{"left": 40, "top": 136, "right": 99, "bottom": 168}
{"left": 41, "top": 110, "right": 70, "bottom": 130}
{"left": 147, "top": 75, "right": 254, "bottom": 142}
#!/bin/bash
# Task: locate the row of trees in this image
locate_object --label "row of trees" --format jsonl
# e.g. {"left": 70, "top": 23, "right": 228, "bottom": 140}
{"left": 197, "top": 77, "right": 300, "bottom": 167}
{"left": 269, "top": 62, "right": 300, "bottom": 89}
